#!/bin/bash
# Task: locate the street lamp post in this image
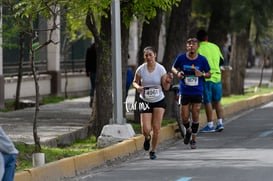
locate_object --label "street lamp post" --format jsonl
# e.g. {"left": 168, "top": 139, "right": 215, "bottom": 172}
{"left": 111, "top": 0, "right": 123, "bottom": 124}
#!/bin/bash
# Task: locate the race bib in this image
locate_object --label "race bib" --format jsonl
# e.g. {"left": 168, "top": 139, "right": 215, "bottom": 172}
{"left": 185, "top": 76, "right": 198, "bottom": 86}
{"left": 144, "top": 87, "right": 160, "bottom": 100}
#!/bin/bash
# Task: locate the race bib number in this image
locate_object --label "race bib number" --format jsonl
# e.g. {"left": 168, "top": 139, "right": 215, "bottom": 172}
{"left": 185, "top": 76, "right": 198, "bottom": 86}
{"left": 144, "top": 87, "right": 160, "bottom": 100}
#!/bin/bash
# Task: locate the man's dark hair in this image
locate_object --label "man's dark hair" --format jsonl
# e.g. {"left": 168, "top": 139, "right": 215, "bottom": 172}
{"left": 196, "top": 29, "right": 208, "bottom": 41}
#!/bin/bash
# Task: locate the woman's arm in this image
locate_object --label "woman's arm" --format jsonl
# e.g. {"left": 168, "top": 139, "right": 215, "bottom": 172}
{"left": 132, "top": 74, "right": 144, "bottom": 93}
{"left": 161, "top": 72, "right": 173, "bottom": 91}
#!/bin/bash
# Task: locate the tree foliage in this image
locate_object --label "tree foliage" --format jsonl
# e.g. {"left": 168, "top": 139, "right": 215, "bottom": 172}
{"left": 130, "top": 0, "right": 179, "bottom": 22}
{"left": 61, "top": 0, "right": 180, "bottom": 38}
{"left": 193, "top": 0, "right": 273, "bottom": 94}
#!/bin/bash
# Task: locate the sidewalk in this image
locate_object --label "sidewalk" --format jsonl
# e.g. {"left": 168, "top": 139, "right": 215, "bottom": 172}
{"left": 0, "top": 97, "right": 92, "bottom": 147}
{"left": 0, "top": 91, "right": 137, "bottom": 148}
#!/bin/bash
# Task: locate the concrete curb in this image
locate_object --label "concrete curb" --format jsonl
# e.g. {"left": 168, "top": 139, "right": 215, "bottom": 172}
{"left": 41, "top": 126, "right": 90, "bottom": 148}
{"left": 15, "top": 92, "right": 273, "bottom": 181}
{"left": 14, "top": 135, "right": 146, "bottom": 181}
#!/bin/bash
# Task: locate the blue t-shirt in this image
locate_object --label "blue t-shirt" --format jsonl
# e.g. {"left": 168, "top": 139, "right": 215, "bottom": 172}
{"left": 172, "top": 53, "right": 210, "bottom": 95}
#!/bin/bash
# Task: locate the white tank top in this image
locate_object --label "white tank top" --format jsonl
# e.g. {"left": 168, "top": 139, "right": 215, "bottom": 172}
{"left": 136, "top": 62, "right": 166, "bottom": 103}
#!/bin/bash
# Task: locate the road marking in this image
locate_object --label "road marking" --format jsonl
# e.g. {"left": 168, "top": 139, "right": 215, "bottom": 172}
{"left": 259, "top": 129, "right": 273, "bottom": 137}
{"left": 176, "top": 177, "right": 192, "bottom": 181}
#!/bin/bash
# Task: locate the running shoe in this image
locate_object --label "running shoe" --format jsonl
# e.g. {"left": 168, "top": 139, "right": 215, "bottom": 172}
{"left": 184, "top": 129, "right": 192, "bottom": 145}
{"left": 143, "top": 136, "right": 151, "bottom": 151}
{"left": 190, "top": 140, "right": 197, "bottom": 149}
{"left": 149, "top": 151, "right": 157, "bottom": 160}
{"left": 215, "top": 124, "right": 224, "bottom": 132}
{"left": 199, "top": 125, "right": 215, "bottom": 133}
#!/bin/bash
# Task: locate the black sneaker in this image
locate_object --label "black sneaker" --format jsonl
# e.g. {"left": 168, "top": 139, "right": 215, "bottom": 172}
{"left": 190, "top": 140, "right": 196, "bottom": 149}
{"left": 184, "top": 129, "right": 192, "bottom": 145}
{"left": 143, "top": 136, "right": 151, "bottom": 151}
{"left": 149, "top": 151, "right": 157, "bottom": 160}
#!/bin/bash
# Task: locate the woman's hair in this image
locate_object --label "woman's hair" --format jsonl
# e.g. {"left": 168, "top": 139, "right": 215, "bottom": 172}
{"left": 143, "top": 46, "right": 157, "bottom": 54}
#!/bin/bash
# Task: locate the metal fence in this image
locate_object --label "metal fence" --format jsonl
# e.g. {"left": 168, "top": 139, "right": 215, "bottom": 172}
{"left": 3, "top": 59, "right": 85, "bottom": 77}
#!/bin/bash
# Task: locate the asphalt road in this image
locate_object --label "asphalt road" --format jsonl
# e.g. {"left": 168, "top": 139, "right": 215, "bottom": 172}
{"left": 65, "top": 100, "right": 273, "bottom": 181}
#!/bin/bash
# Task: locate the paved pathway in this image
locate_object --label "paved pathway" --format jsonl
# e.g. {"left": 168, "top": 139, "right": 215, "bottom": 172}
{"left": 0, "top": 97, "right": 91, "bottom": 146}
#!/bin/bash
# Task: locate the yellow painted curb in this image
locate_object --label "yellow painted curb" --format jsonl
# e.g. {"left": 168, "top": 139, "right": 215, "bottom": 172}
{"left": 102, "top": 139, "right": 136, "bottom": 161}
{"left": 15, "top": 157, "right": 75, "bottom": 181}
{"left": 159, "top": 124, "right": 176, "bottom": 142}
{"left": 132, "top": 134, "right": 145, "bottom": 151}
{"left": 74, "top": 150, "right": 105, "bottom": 175}
{"left": 14, "top": 170, "right": 31, "bottom": 181}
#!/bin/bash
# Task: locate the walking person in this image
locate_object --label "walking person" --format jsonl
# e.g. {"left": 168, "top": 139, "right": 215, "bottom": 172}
{"left": 85, "top": 42, "right": 97, "bottom": 107}
{"left": 197, "top": 29, "right": 225, "bottom": 132}
{"left": 126, "top": 67, "right": 134, "bottom": 97}
{"left": 172, "top": 37, "right": 211, "bottom": 149}
{"left": 222, "top": 37, "right": 231, "bottom": 66}
{"left": 132, "top": 46, "right": 173, "bottom": 159}
{"left": 0, "top": 126, "right": 19, "bottom": 181}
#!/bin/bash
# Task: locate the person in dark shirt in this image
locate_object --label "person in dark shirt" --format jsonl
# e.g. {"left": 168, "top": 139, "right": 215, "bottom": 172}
{"left": 126, "top": 67, "right": 134, "bottom": 97}
{"left": 85, "top": 42, "right": 97, "bottom": 107}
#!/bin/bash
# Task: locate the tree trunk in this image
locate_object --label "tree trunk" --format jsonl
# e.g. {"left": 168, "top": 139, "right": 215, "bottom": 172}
{"left": 88, "top": 13, "right": 113, "bottom": 138}
{"left": 162, "top": 0, "right": 192, "bottom": 118}
{"left": 230, "top": 31, "right": 249, "bottom": 94}
{"left": 270, "top": 56, "right": 273, "bottom": 82}
{"left": 133, "top": 9, "right": 163, "bottom": 124}
{"left": 138, "top": 9, "right": 163, "bottom": 65}
{"left": 206, "top": 0, "right": 232, "bottom": 97}
{"left": 29, "top": 32, "right": 41, "bottom": 153}
{"left": 86, "top": 5, "right": 132, "bottom": 136}
{"left": 61, "top": 37, "right": 72, "bottom": 99}
{"left": 15, "top": 32, "right": 24, "bottom": 110}
{"left": 207, "top": 0, "right": 231, "bottom": 47}
{"left": 31, "top": 57, "right": 41, "bottom": 153}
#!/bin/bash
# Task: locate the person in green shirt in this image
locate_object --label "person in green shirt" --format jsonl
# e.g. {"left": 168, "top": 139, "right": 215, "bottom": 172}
{"left": 197, "top": 29, "right": 224, "bottom": 132}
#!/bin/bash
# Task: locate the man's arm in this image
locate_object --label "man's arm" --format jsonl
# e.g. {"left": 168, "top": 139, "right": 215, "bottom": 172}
{"left": 172, "top": 66, "right": 184, "bottom": 79}
{"left": 0, "top": 127, "right": 18, "bottom": 154}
